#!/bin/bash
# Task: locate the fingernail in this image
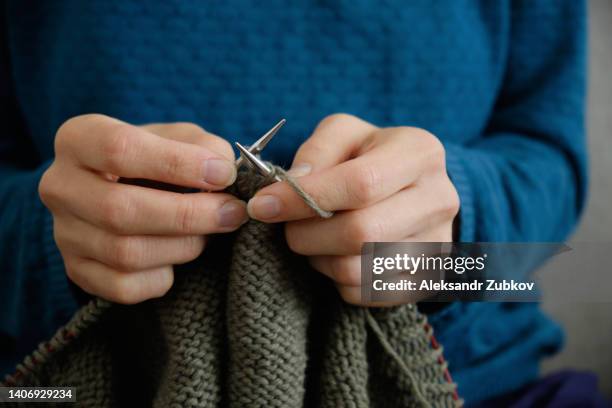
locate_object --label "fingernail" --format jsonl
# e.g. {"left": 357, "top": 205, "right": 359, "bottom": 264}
{"left": 203, "top": 158, "right": 237, "bottom": 186}
{"left": 247, "top": 195, "right": 281, "bottom": 220}
{"left": 218, "top": 200, "right": 248, "bottom": 228}
{"left": 287, "top": 163, "right": 312, "bottom": 177}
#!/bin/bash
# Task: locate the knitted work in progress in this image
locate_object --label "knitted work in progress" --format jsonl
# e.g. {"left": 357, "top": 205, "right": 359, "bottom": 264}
{"left": 3, "top": 169, "right": 460, "bottom": 407}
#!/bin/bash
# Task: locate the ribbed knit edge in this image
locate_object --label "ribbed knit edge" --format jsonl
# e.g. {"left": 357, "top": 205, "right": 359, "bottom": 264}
{"left": 444, "top": 143, "right": 476, "bottom": 243}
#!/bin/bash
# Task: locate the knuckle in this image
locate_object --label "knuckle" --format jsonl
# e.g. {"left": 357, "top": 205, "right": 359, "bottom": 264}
{"left": 162, "top": 150, "right": 188, "bottom": 180}
{"left": 63, "top": 259, "right": 93, "bottom": 295}
{"left": 350, "top": 165, "right": 382, "bottom": 206}
{"left": 183, "top": 236, "right": 206, "bottom": 262}
{"left": 332, "top": 257, "right": 360, "bottom": 286}
{"left": 99, "top": 188, "right": 132, "bottom": 232}
{"left": 54, "top": 123, "right": 72, "bottom": 155}
{"left": 38, "top": 167, "right": 59, "bottom": 206}
{"left": 297, "top": 139, "right": 327, "bottom": 161}
{"left": 100, "top": 124, "right": 133, "bottom": 173}
{"left": 212, "top": 138, "right": 236, "bottom": 161}
{"left": 63, "top": 259, "right": 80, "bottom": 282}
{"left": 150, "top": 270, "right": 174, "bottom": 298}
{"left": 56, "top": 114, "right": 110, "bottom": 156}
{"left": 419, "top": 131, "right": 446, "bottom": 169}
{"left": 337, "top": 286, "right": 360, "bottom": 305}
{"left": 175, "top": 122, "right": 206, "bottom": 136}
{"left": 175, "top": 122, "right": 235, "bottom": 160}
{"left": 347, "top": 215, "right": 384, "bottom": 245}
{"left": 108, "top": 236, "right": 143, "bottom": 270}
{"left": 318, "top": 113, "right": 357, "bottom": 129}
{"left": 200, "top": 133, "right": 235, "bottom": 160}
{"left": 430, "top": 139, "right": 446, "bottom": 163}
{"left": 52, "top": 223, "right": 70, "bottom": 250}
{"left": 175, "top": 197, "right": 197, "bottom": 234}
{"left": 54, "top": 113, "right": 109, "bottom": 157}
{"left": 284, "top": 224, "right": 306, "bottom": 254}
{"left": 440, "top": 181, "right": 460, "bottom": 218}
{"left": 112, "top": 269, "right": 173, "bottom": 304}
{"left": 110, "top": 276, "right": 141, "bottom": 305}
{"left": 55, "top": 116, "right": 87, "bottom": 153}
{"left": 56, "top": 116, "right": 79, "bottom": 137}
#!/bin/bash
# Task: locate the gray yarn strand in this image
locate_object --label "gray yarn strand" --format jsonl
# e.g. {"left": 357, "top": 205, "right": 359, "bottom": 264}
{"left": 271, "top": 166, "right": 334, "bottom": 219}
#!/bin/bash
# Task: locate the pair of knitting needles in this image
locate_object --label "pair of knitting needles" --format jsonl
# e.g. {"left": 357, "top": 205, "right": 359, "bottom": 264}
{"left": 235, "top": 119, "right": 334, "bottom": 218}
{"left": 235, "top": 119, "right": 286, "bottom": 182}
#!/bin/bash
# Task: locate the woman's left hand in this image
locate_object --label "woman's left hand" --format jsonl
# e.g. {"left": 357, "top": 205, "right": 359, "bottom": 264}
{"left": 247, "top": 114, "right": 459, "bottom": 305}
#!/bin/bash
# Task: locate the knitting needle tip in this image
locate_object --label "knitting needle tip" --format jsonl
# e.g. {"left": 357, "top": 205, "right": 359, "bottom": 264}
{"left": 251, "top": 118, "right": 286, "bottom": 155}
{"left": 235, "top": 142, "right": 275, "bottom": 179}
{"left": 235, "top": 119, "right": 286, "bottom": 168}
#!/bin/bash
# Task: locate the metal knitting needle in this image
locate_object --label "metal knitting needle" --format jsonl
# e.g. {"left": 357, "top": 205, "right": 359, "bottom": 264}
{"left": 235, "top": 119, "right": 286, "bottom": 169}
{"left": 235, "top": 142, "right": 283, "bottom": 182}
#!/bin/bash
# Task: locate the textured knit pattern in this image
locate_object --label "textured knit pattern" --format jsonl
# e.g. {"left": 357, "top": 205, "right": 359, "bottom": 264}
{"left": 0, "top": 1, "right": 586, "bottom": 403}
{"left": 3, "top": 170, "right": 459, "bottom": 408}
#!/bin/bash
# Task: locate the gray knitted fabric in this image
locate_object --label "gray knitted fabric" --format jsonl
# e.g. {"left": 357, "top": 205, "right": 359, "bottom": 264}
{"left": 3, "top": 170, "right": 460, "bottom": 407}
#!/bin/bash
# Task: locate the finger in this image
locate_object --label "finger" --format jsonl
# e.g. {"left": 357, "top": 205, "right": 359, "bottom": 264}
{"left": 57, "top": 114, "right": 236, "bottom": 190}
{"left": 55, "top": 168, "right": 248, "bottom": 235}
{"left": 142, "top": 122, "right": 235, "bottom": 160}
{"left": 335, "top": 284, "right": 408, "bottom": 307}
{"left": 308, "top": 255, "right": 362, "bottom": 286}
{"left": 404, "top": 223, "right": 454, "bottom": 242}
{"left": 285, "top": 186, "right": 435, "bottom": 256}
{"left": 288, "top": 114, "right": 376, "bottom": 175}
{"left": 55, "top": 216, "right": 206, "bottom": 271}
{"left": 248, "top": 130, "right": 422, "bottom": 222}
{"left": 65, "top": 257, "right": 174, "bottom": 304}
{"left": 119, "top": 122, "right": 235, "bottom": 193}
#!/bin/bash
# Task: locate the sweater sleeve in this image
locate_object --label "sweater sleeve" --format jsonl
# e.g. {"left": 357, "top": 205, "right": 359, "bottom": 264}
{"left": 444, "top": 0, "right": 587, "bottom": 242}
{"left": 0, "top": 166, "right": 78, "bottom": 337}
{"left": 0, "top": 17, "right": 78, "bottom": 353}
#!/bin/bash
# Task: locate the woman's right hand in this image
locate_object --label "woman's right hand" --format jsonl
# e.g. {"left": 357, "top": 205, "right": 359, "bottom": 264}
{"left": 39, "top": 114, "right": 247, "bottom": 304}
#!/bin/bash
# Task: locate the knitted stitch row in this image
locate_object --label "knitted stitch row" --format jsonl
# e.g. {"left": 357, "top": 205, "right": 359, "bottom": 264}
{"left": 3, "top": 169, "right": 460, "bottom": 407}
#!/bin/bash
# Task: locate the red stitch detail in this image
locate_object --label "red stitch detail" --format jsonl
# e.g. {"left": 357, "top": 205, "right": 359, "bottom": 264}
{"left": 424, "top": 321, "right": 459, "bottom": 401}
{"left": 63, "top": 329, "right": 76, "bottom": 340}
{"left": 430, "top": 335, "right": 440, "bottom": 350}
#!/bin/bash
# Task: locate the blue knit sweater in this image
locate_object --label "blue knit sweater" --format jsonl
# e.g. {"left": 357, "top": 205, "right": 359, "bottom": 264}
{"left": 0, "top": 1, "right": 586, "bottom": 403}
